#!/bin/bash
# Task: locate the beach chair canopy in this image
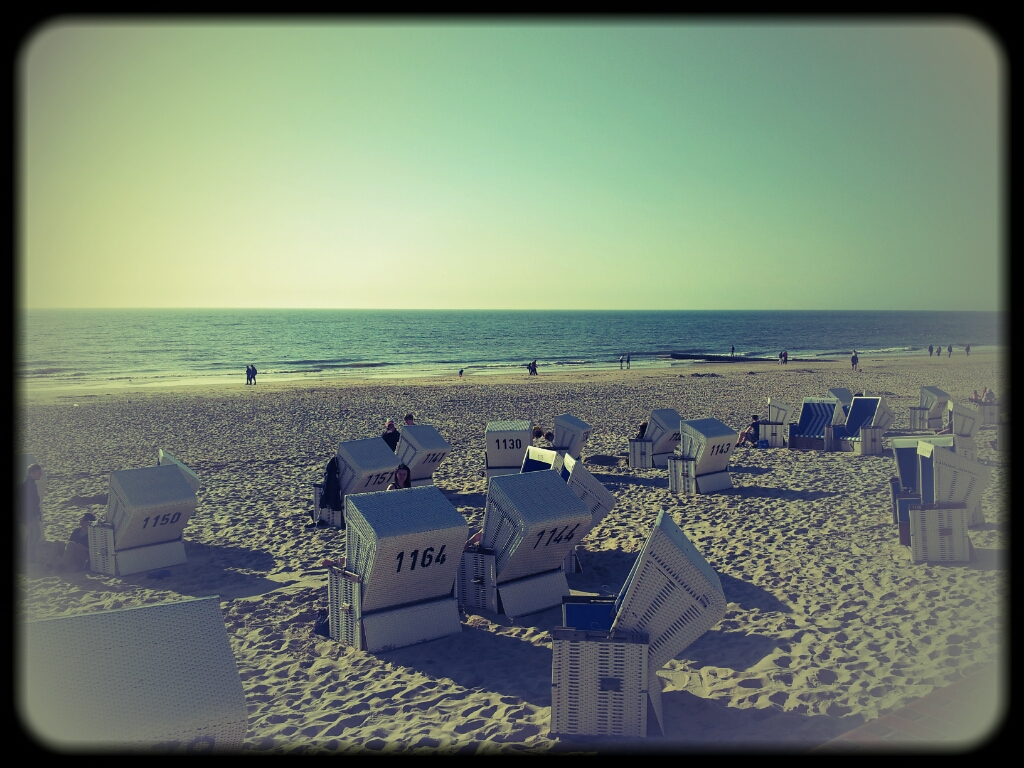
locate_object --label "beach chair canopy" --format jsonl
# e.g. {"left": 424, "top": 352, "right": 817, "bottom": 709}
{"left": 553, "top": 413, "right": 593, "bottom": 458}
{"left": 157, "top": 448, "right": 201, "bottom": 492}
{"left": 793, "top": 398, "right": 842, "bottom": 438}
{"left": 481, "top": 470, "right": 592, "bottom": 584}
{"left": 485, "top": 420, "right": 532, "bottom": 469}
{"left": 891, "top": 435, "right": 953, "bottom": 492}
{"left": 20, "top": 596, "right": 247, "bottom": 750}
{"left": 107, "top": 464, "right": 197, "bottom": 550}
{"left": 828, "top": 388, "right": 854, "bottom": 407}
{"left": 646, "top": 409, "right": 683, "bottom": 454}
{"left": 395, "top": 424, "right": 451, "bottom": 481}
{"left": 679, "top": 418, "right": 737, "bottom": 476}
{"left": 917, "top": 442, "right": 990, "bottom": 512}
{"left": 345, "top": 485, "right": 467, "bottom": 614}
{"left": 337, "top": 437, "right": 402, "bottom": 495}
{"left": 765, "top": 398, "right": 793, "bottom": 425}
{"left": 610, "top": 510, "right": 726, "bottom": 671}
{"left": 920, "top": 386, "right": 951, "bottom": 414}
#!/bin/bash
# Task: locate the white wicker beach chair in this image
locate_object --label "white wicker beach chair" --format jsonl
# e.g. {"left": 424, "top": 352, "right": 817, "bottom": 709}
{"left": 552, "top": 413, "right": 593, "bottom": 460}
{"left": 559, "top": 454, "right": 617, "bottom": 529}
{"left": 917, "top": 441, "right": 990, "bottom": 527}
{"left": 789, "top": 397, "right": 845, "bottom": 450}
{"left": 920, "top": 386, "right": 950, "bottom": 418}
{"left": 395, "top": 424, "right": 451, "bottom": 486}
{"left": 947, "top": 401, "right": 981, "bottom": 438}
{"left": 326, "top": 438, "right": 402, "bottom": 527}
{"left": 329, "top": 486, "right": 467, "bottom": 652}
{"left": 473, "top": 471, "right": 591, "bottom": 618}
{"left": 20, "top": 596, "right": 247, "bottom": 751}
{"left": 678, "top": 418, "right": 737, "bottom": 492}
{"left": 827, "top": 397, "right": 894, "bottom": 453}
{"left": 484, "top": 420, "right": 532, "bottom": 481}
{"left": 766, "top": 397, "right": 793, "bottom": 426}
{"left": 521, "top": 445, "right": 566, "bottom": 474}
{"left": 645, "top": 408, "right": 682, "bottom": 467}
{"left": 157, "top": 448, "right": 201, "bottom": 492}
{"left": 89, "top": 464, "right": 197, "bottom": 576}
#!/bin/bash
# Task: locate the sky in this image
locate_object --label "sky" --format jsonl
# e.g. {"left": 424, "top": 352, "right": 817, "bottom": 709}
{"left": 18, "top": 20, "right": 1004, "bottom": 311}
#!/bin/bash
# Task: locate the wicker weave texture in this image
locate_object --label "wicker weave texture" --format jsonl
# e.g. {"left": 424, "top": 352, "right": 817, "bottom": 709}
{"left": 646, "top": 409, "right": 682, "bottom": 455}
{"left": 395, "top": 425, "right": 451, "bottom": 481}
{"left": 21, "top": 596, "right": 247, "bottom": 750}
{"left": 495, "top": 568, "right": 570, "bottom": 618}
{"left": 667, "top": 455, "right": 696, "bottom": 495}
{"left": 157, "top": 449, "right": 201, "bottom": 492}
{"left": 920, "top": 386, "right": 950, "bottom": 415}
{"left": 561, "top": 454, "right": 616, "bottom": 526}
{"left": 910, "top": 504, "right": 971, "bottom": 563}
{"left": 767, "top": 398, "right": 793, "bottom": 425}
{"left": 345, "top": 487, "right": 466, "bottom": 614}
{"left": 327, "top": 568, "right": 363, "bottom": 648}
{"left": 482, "top": 472, "right": 592, "bottom": 584}
{"left": 628, "top": 439, "right": 653, "bottom": 468}
{"left": 680, "top": 418, "right": 736, "bottom": 476}
{"left": 918, "top": 442, "right": 990, "bottom": 514}
{"left": 611, "top": 511, "right": 726, "bottom": 671}
{"left": 107, "top": 465, "right": 197, "bottom": 550}
{"left": 114, "top": 538, "right": 187, "bottom": 576}
{"left": 456, "top": 550, "right": 497, "bottom": 612}
{"left": 485, "top": 420, "right": 532, "bottom": 469}
{"left": 360, "top": 597, "right": 462, "bottom": 653}
{"left": 553, "top": 414, "right": 592, "bottom": 459}
{"left": 909, "top": 407, "right": 931, "bottom": 430}
{"left": 758, "top": 422, "right": 786, "bottom": 447}
{"left": 854, "top": 426, "right": 883, "bottom": 455}
{"left": 88, "top": 522, "right": 117, "bottom": 575}
{"left": 550, "top": 628, "right": 650, "bottom": 737}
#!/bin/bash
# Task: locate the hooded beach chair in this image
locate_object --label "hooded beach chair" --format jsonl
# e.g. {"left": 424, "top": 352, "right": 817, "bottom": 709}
{"left": 329, "top": 485, "right": 467, "bottom": 652}
{"left": 89, "top": 464, "right": 198, "bottom": 576}
{"left": 395, "top": 424, "right": 451, "bottom": 487}
{"left": 20, "top": 596, "right": 247, "bottom": 751}
{"left": 484, "top": 419, "right": 532, "bottom": 481}
{"left": 826, "top": 396, "right": 894, "bottom": 454}
{"left": 947, "top": 401, "right": 981, "bottom": 439}
{"left": 320, "top": 438, "right": 403, "bottom": 527}
{"left": 671, "top": 417, "right": 738, "bottom": 493}
{"left": 157, "top": 448, "right": 201, "bottom": 492}
{"left": 918, "top": 440, "right": 990, "bottom": 528}
{"left": 550, "top": 510, "right": 725, "bottom": 738}
{"left": 788, "top": 397, "right": 844, "bottom": 450}
{"left": 889, "top": 435, "right": 954, "bottom": 544}
{"left": 644, "top": 408, "right": 683, "bottom": 467}
{"left": 757, "top": 398, "right": 793, "bottom": 447}
{"left": 458, "top": 471, "right": 591, "bottom": 619}
{"left": 552, "top": 413, "right": 593, "bottom": 460}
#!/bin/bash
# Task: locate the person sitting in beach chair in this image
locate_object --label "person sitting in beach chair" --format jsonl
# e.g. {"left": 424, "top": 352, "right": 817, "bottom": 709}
{"left": 386, "top": 463, "right": 412, "bottom": 491}
{"left": 736, "top": 415, "right": 760, "bottom": 447}
{"left": 635, "top": 421, "right": 648, "bottom": 440}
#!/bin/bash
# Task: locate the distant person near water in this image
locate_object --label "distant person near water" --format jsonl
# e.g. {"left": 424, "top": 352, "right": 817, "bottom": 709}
{"left": 459, "top": 369, "right": 464, "bottom": 379}
{"left": 619, "top": 355, "right": 624, "bottom": 369}
{"left": 626, "top": 354, "right": 630, "bottom": 369}
{"left": 246, "top": 364, "right": 252, "bottom": 385}
{"left": 966, "top": 344, "right": 971, "bottom": 356}
{"left": 947, "top": 344, "right": 953, "bottom": 358}
{"left": 782, "top": 350, "right": 788, "bottom": 365}
{"left": 779, "top": 351, "right": 784, "bottom": 365}
{"left": 928, "top": 345, "right": 934, "bottom": 357}
{"left": 251, "top": 364, "right": 257, "bottom": 384}
{"left": 731, "top": 345, "right": 734, "bottom": 357}
{"left": 851, "top": 350, "right": 859, "bottom": 371}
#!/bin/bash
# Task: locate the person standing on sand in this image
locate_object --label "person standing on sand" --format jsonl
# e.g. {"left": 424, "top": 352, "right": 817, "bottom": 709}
{"left": 783, "top": 350, "right": 788, "bottom": 365}
{"left": 626, "top": 354, "right": 630, "bottom": 369}
{"left": 619, "top": 355, "right": 624, "bottom": 369}
{"left": 245, "top": 365, "right": 252, "bottom": 385}
{"left": 851, "top": 350, "right": 859, "bottom": 371}
{"left": 459, "top": 369, "right": 464, "bottom": 379}
{"left": 251, "top": 364, "right": 257, "bottom": 384}
{"left": 20, "top": 464, "right": 44, "bottom": 564}
{"left": 966, "top": 344, "right": 970, "bottom": 356}
{"left": 947, "top": 344, "right": 952, "bottom": 358}
{"left": 928, "top": 345, "right": 933, "bottom": 357}
{"left": 731, "top": 345, "right": 735, "bottom": 357}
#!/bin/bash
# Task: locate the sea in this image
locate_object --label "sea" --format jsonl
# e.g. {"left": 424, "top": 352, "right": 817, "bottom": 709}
{"left": 17, "top": 310, "right": 1005, "bottom": 392}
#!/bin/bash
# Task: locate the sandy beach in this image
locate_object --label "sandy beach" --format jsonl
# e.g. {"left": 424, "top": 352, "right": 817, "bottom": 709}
{"left": 16, "top": 351, "right": 1008, "bottom": 753}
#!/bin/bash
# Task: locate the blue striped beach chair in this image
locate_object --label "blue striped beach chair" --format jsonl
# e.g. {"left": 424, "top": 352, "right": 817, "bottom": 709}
{"left": 788, "top": 398, "right": 843, "bottom": 450}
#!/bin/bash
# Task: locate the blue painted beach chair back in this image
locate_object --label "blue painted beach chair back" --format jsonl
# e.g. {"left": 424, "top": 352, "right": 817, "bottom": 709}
{"left": 894, "top": 445, "right": 919, "bottom": 492}
{"left": 795, "top": 400, "right": 836, "bottom": 438}
{"left": 834, "top": 397, "right": 880, "bottom": 438}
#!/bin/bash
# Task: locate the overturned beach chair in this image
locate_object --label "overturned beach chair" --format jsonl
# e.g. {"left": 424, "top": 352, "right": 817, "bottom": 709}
{"left": 484, "top": 420, "right": 532, "bottom": 481}
{"left": 521, "top": 447, "right": 616, "bottom": 530}
{"left": 395, "top": 424, "right": 451, "bottom": 487}
{"left": 788, "top": 397, "right": 845, "bottom": 450}
{"left": 909, "top": 502, "right": 971, "bottom": 564}
{"left": 459, "top": 471, "right": 591, "bottom": 619}
{"left": 329, "top": 486, "right": 467, "bottom": 652}
{"left": 824, "top": 396, "right": 894, "bottom": 454}
{"left": 20, "top": 596, "right": 247, "bottom": 751}
{"left": 889, "top": 435, "right": 954, "bottom": 545}
{"left": 920, "top": 386, "right": 951, "bottom": 430}
{"left": 89, "top": 464, "right": 198, "bottom": 576}
{"left": 552, "top": 413, "right": 593, "bottom": 460}
{"left": 645, "top": 408, "right": 683, "bottom": 468}
{"left": 550, "top": 510, "right": 725, "bottom": 738}
{"left": 319, "top": 438, "right": 403, "bottom": 527}
{"left": 673, "top": 418, "right": 737, "bottom": 493}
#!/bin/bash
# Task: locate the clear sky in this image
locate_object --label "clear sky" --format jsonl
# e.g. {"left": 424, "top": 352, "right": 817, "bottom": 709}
{"left": 18, "top": 20, "right": 1004, "bottom": 311}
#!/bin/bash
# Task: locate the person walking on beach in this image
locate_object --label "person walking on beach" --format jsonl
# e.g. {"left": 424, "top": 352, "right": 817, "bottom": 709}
{"left": 731, "top": 345, "right": 735, "bottom": 357}
{"left": 782, "top": 350, "right": 788, "bottom": 365}
{"left": 966, "top": 343, "right": 971, "bottom": 356}
{"left": 251, "top": 364, "right": 257, "bottom": 384}
{"left": 20, "top": 464, "right": 44, "bottom": 564}
{"left": 626, "top": 354, "right": 631, "bottom": 369}
{"left": 245, "top": 365, "right": 252, "bottom": 385}
{"left": 619, "top": 355, "right": 624, "bottom": 370}
{"left": 459, "top": 369, "right": 464, "bottom": 379}
{"left": 928, "top": 345, "right": 933, "bottom": 357}
{"left": 851, "top": 350, "right": 859, "bottom": 371}
{"left": 947, "top": 344, "right": 953, "bottom": 358}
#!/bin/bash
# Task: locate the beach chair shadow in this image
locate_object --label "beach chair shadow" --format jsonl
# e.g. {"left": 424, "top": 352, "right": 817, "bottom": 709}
{"left": 588, "top": 471, "right": 666, "bottom": 489}
{"left": 716, "top": 572, "right": 793, "bottom": 614}
{"left": 725, "top": 486, "right": 840, "bottom": 502}
{"left": 673, "top": 628, "right": 779, "bottom": 671}
{"left": 727, "top": 465, "right": 772, "bottom": 476}
{"left": 969, "top": 548, "right": 1007, "bottom": 571}
{"left": 376, "top": 622, "right": 555, "bottom": 706}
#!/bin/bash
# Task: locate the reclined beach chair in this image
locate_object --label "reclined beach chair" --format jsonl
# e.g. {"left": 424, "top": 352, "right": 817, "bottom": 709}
{"left": 947, "top": 401, "right": 981, "bottom": 439}
{"left": 20, "top": 596, "right": 247, "bottom": 751}
{"left": 329, "top": 485, "right": 467, "bottom": 652}
{"left": 889, "top": 435, "right": 954, "bottom": 544}
{"left": 552, "top": 413, "right": 593, "bottom": 460}
{"left": 395, "top": 424, "right": 451, "bottom": 487}
{"left": 788, "top": 397, "right": 845, "bottom": 450}
{"left": 89, "top": 464, "right": 198, "bottom": 576}
{"left": 644, "top": 409, "right": 683, "bottom": 467}
{"left": 825, "top": 396, "right": 894, "bottom": 454}
{"left": 550, "top": 510, "right": 725, "bottom": 738}
{"left": 920, "top": 386, "right": 951, "bottom": 430}
{"left": 458, "top": 471, "right": 591, "bottom": 619}
{"left": 484, "top": 420, "right": 532, "bottom": 481}
{"left": 918, "top": 440, "right": 990, "bottom": 528}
